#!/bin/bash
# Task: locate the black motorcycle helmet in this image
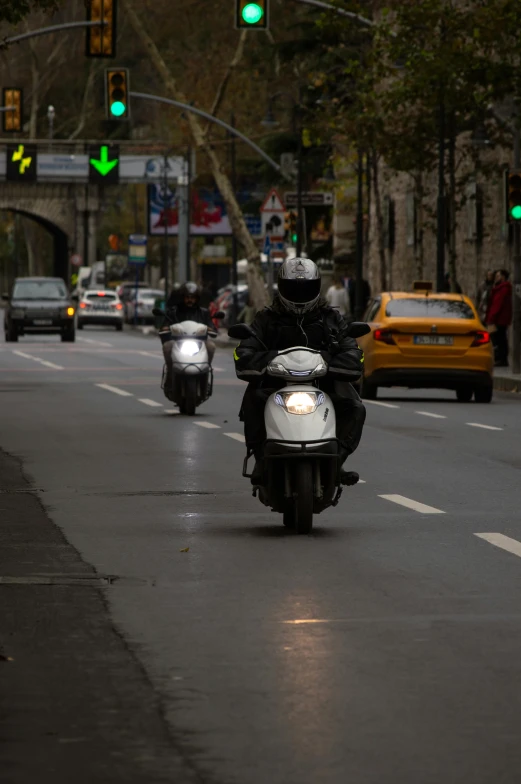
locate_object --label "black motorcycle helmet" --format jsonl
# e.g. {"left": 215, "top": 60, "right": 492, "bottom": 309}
{"left": 277, "top": 257, "right": 321, "bottom": 315}
{"left": 179, "top": 281, "right": 201, "bottom": 307}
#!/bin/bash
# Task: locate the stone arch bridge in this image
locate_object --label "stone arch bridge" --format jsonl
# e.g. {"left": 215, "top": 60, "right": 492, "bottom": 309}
{"left": 0, "top": 181, "right": 100, "bottom": 281}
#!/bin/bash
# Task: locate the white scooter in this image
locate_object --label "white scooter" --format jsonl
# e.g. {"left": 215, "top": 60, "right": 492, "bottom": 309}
{"left": 154, "top": 308, "right": 222, "bottom": 415}
{"left": 229, "top": 321, "right": 370, "bottom": 534}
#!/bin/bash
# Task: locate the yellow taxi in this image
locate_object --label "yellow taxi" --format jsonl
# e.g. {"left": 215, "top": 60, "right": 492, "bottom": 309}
{"left": 358, "top": 283, "right": 494, "bottom": 403}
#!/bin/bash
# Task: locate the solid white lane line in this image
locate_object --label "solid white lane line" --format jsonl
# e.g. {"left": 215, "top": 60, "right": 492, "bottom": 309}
{"left": 224, "top": 432, "right": 246, "bottom": 443}
{"left": 12, "top": 350, "right": 63, "bottom": 370}
{"left": 165, "top": 409, "right": 180, "bottom": 415}
{"left": 364, "top": 400, "right": 400, "bottom": 409}
{"left": 466, "top": 422, "right": 503, "bottom": 431}
{"left": 95, "top": 383, "right": 133, "bottom": 397}
{"left": 415, "top": 411, "right": 447, "bottom": 419}
{"left": 213, "top": 367, "right": 225, "bottom": 372}
{"left": 137, "top": 351, "right": 161, "bottom": 358}
{"left": 379, "top": 494, "right": 445, "bottom": 514}
{"left": 195, "top": 421, "right": 221, "bottom": 429}
{"left": 78, "top": 338, "right": 113, "bottom": 347}
{"left": 138, "top": 398, "right": 163, "bottom": 407}
{"left": 475, "top": 533, "right": 521, "bottom": 559}
{"left": 358, "top": 479, "right": 366, "bottom": 484}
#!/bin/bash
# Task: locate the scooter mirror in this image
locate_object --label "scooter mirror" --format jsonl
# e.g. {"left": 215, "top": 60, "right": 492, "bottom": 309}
{"left": 228, "top": 324, "right": 253, "bottom": 340}
{"left": 347, "top": 321, "right": 371, "bottom": 338}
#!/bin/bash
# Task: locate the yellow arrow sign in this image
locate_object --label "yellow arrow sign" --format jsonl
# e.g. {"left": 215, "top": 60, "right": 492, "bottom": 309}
{"left": 12, "top": 144, "right": 32, "bottom": 174}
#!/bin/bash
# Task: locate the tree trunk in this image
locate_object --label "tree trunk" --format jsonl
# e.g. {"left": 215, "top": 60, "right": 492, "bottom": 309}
{"left": 414, "top": 173, "right": 424, "bottom": 280}
{"left": 447, "top": 116, "right": 458, "bottom": 292}
{"left": 371, "top": 152, "right": 387, "bottom": 292}
{"left": 123, "top": 0, "right": 268, "bottom": 309}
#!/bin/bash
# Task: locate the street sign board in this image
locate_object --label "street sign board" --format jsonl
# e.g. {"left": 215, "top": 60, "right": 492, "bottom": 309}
{"left": 284, "top": 191, "right": 333, "bottom": 207}
{"left": 128, "top": 233, "right": 147, "bottom": 264}
{"left": 261, "top": 188, "right": 285, "bottom": 239}
{"left": 6, "top": 143, "right": 37, "bottom": 182}
{"left": 88, "top": 144, "right": 120, "bottom": 185}
{"left": 70, "top": 253, "right": 82, "bottom": 267}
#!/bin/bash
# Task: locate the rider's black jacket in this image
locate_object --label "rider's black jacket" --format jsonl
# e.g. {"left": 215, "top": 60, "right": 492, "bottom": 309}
{"left": 233, "top": 297, "right": 364, "bottom": 387}
{"left": 160, "top": 304, "right": 217, "bottom": 343}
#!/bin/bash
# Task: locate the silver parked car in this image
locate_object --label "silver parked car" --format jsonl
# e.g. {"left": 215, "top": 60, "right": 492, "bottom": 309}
{"left": 126, "top": 288, "right": 164, "bottom": 324}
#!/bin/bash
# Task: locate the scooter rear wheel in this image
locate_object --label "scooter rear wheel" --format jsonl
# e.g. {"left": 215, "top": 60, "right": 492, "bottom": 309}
{"left": 294, "top": 461, "right": 314, "bottom": 535}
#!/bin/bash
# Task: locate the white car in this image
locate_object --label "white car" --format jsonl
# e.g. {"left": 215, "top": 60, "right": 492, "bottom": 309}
{"left": 77, "top": 289, "right": 124, "bottom": 331}
{"left": 126, "top": 288, "right": 165, "bottom": 324}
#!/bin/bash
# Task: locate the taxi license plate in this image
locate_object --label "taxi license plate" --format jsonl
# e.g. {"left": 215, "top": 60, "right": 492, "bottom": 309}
{"left": 414, "top": 335, "right": 453, "bottom": 345}
{"left": 33, "top": 319, "right": 52, "bottom": 325}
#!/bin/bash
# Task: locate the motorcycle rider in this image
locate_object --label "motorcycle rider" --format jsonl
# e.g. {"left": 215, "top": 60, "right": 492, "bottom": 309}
{"left": 159, "top": 281, "right": 217, "bottom": 398}
{"left": 233, "top": 258, "right": 366, "bottom": 486}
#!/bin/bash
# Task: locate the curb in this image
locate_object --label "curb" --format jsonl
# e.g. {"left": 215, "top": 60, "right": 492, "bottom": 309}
{"left": 493, "top": 375, "right": 521, "bottom": 393}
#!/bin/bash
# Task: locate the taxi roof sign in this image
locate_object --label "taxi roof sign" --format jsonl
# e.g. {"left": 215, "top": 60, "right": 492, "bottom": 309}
{"left": 413, "top": 280, "right": 433, "bottom": 292}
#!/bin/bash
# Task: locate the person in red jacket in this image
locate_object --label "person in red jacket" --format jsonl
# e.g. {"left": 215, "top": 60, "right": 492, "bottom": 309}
{"left": 486, "top": 269, "right": 512, "bottom": 367}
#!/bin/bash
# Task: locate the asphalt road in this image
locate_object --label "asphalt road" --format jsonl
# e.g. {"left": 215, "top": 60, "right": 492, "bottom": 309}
{"left": 2, "top": 323, "right": 521, "bottom": 783}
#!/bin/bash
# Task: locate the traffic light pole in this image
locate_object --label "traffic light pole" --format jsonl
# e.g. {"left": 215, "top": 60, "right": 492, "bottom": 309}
{"left": 163, "top": 154, "right": 170, "bottom": 301}
{"left": 355, "top": 148, "right": 365, "bottom": 321}
{"left": 0, "top": 20, "right": 107, "bottom": 49}
{"left": 513, "top": 129, "right": 521, "bottom": 375}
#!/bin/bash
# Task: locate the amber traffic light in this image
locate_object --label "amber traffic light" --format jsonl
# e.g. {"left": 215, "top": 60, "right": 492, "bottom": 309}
{"left": 86, "top": 0, "right": 117, "bottom": 57}
{"left": 105, "top": 68, "right": 130, "bottom": 119}
{"left": 2, "top": 88, "right": 22, "bottom": 132}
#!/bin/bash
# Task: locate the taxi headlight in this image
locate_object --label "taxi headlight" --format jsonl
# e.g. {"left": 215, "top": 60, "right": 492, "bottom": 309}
{"left": 275, "top": 391, "right": 324, "bottom": 415}
{"left": 180, "top": 339, "right": 200, "bottom": 356}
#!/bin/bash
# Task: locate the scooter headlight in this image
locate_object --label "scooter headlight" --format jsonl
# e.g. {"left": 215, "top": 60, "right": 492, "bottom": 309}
{"left": 180, "top": 339, "right": 200, "bottom": 356}
{"left": 275, "top": 391, "right": 324, "bottom": 415}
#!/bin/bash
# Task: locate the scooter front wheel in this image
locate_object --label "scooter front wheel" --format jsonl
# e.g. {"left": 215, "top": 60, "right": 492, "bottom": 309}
{"left": 294, "top": 461, "right": 314, "bottom": 535}
{"left": 183, "top": 376, "right": 198, "bottom": 416}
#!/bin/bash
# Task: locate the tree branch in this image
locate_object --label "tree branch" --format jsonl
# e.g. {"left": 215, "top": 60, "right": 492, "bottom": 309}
{"left": 68, "top": 60, "right": 99, "bottom": 139}
{"left": 207, "top": 29, "right": 247, "bottom": 128}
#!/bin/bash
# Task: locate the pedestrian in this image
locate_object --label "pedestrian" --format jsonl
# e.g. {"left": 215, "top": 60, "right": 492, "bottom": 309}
{"left": 476, "top": 269, "right": 494, "bottom": 325}
{"left": 486, "top": 269, "right": 512, "bottom": 367}
{"left": 442, "top": 272, "right": 462, "bottom": 293}
{"left": 346, "top": 274, "right": 371, "bottom": 319}
{"left": 326, "top": 276, "right": 350, "bottom": 318}
{"left": 237, "top": 297, "right": 256, "bottom": 326}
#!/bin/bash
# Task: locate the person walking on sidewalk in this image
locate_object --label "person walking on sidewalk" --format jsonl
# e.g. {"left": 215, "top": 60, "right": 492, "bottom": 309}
{"left": 326, "top": 276, "right": 350, "bottom": 318}
{"left": 476, "top": 269, "right": 494, "bottom": 325}
{"left": 486, "top": 269, "right": 512, "bottom": 367}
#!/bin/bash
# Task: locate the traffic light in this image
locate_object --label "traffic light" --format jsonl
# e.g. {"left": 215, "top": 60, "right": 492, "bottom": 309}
{"left": 2, "top": 88, "right": 22, "bottom": 132}
{"left": 86, "top": 0, "right": 117, "bottom": 57}
{"left": 507, "top": 170, "right": 521, "bottom": 222}
{"left": 289, "top": 210, "right": 297, "bottom": 244}
{"left": 105, "top": 68, "right": 130, "bottom": 119}
{"left": 235, "top": 0, "right": 268, "bottom": 29}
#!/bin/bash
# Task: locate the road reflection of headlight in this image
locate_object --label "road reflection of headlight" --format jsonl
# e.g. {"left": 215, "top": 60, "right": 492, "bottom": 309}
{"left": 283, "top": 391, "right": 319, "bottom": 415}
{"left": 180, "top": 340, "right": 200, "bottom": 356}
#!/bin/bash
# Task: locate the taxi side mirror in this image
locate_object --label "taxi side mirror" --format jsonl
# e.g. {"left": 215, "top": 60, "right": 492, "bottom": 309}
{"left": 347, "top": 322, "right": 371, "bottom": 338}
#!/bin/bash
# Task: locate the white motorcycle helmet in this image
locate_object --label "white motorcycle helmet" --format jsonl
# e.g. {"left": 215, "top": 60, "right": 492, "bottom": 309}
{"left": 277, "top": 257, "right": 321, "bottom": 315}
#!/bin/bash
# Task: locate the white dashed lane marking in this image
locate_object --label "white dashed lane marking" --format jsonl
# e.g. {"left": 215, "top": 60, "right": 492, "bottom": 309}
{"left": 475, "top": 533, "right": 521, "bottom": 559}
{"left": 77, "top": 338, "right": 113, "bottom": 347}
{"left": 95, "top": 383, "right": 133, "bottom": 397}
{"left": 415, "top": 411, "right": 447, "bottom": 419}
{"left": 379, "top": 494, "right": 445, "bottom": 514}
{"left": 138, "top": 398, "right": 163, "bottom": 408}
{"left": 195, "top": 421, "right": 221, "bottom": 429}
{"left": 466, "top": 422, "right": 503, "bottom": 431}
{"left": 224, "top": 432, "right": 246, "bottom": 443}
{"left": 12, "top": 350, "right": 64, "bottom": 370}
{"left": 364, "top": 400, "right": 400, "bottom": 409}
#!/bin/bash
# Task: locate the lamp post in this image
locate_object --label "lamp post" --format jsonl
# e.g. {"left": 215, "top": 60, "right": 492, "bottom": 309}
{"left": 262, "top": 90, "right": 304, "bottom": 255}
{"left": 47, "top": 104, "right": 55, "bottom": 147}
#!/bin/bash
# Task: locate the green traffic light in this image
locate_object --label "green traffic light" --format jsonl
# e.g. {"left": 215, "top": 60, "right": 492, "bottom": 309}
{"left": 110, "top": 100, "right": 126, "bottom": 117}
{"left": 242, "top": 2, "right": 263, "bottom": 24}
{"left": 511, "top": 205, "right": 521, "bottom": 220}
{"left": 291, "top": 233, "right": 297, "bottom": 244}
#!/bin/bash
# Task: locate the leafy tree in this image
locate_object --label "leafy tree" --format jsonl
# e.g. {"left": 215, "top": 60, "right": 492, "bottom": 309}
{"left": 0, "top": 0, "right": 59, "bottom": 25}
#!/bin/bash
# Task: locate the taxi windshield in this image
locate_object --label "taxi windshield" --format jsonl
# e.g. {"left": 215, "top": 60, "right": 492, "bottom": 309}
{"left": 385, "top": 298, "right": 474, "bottom": 319}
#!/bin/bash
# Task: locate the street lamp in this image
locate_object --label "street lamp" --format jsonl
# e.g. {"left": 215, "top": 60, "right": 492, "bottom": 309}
{"left": 262, "top": 90, "right": 304, "bottom": 256}
{"left": 47, "top": 104, "right": 55, "bottom": 146}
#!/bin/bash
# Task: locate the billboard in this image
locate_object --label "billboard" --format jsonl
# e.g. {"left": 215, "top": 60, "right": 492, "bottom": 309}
{"left": 148, "top": 183, "right": 233, "bottom": 236}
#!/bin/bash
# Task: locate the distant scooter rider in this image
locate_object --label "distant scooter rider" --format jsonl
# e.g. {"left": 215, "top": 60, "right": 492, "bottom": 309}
{"left": 159, "top": 281, "right": 217, "bottom": 395}
{"left": 233, "top": 258, "right": 366, "bottom": 486}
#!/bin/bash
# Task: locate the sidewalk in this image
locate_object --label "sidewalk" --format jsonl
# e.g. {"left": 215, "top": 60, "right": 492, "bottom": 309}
{"left": 493, "top": 368, "right": 521, "bottom": 393}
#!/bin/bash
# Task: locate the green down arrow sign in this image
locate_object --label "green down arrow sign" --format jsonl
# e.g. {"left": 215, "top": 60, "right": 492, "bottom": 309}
{"left": 88, "top": 144, "right": 119, "bottom": 184}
